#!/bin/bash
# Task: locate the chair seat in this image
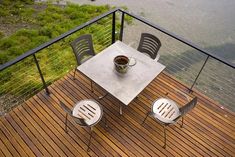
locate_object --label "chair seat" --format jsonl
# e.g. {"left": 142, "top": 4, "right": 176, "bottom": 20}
{"left": 72, "top": 99, "right": 103, "bottom": 126}
{"left": 152, "top": 98, "right": 181, "bottom": 124}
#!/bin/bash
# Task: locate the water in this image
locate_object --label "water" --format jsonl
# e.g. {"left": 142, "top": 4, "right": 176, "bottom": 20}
{"left": 68, "top": 0, "right": 235, "bottom": 63}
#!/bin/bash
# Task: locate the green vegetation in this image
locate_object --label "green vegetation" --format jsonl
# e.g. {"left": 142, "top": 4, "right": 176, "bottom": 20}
{"left": 0, "top": 0, "right": 116, "bottom": 112}
{"left": 0, "top": 0, "right": 111, "bottom": 64}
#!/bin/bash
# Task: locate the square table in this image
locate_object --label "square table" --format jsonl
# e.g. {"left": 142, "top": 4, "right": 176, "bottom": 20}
{"left": 77, "top": 40, "right": 165, "bottom": 114}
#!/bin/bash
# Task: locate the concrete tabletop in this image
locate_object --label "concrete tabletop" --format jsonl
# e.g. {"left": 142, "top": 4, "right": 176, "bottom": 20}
{"left": 77, "top": 40, "right": 165, "bottom": 105}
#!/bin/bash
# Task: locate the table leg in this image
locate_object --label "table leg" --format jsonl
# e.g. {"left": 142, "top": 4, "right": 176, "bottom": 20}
{"left": 119, "top": 105, "right": 122, "bottom": 115}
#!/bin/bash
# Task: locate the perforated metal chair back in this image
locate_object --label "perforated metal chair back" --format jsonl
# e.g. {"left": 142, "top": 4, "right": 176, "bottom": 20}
{"left": 71, "top": 34, "right": 95, "bottom": 65}
{"left": 59, "top": 101, "right": 87, "bottom": 126}
{"left": 137, "top": 33, "right": 161, "bottom": 59}
{"left": 179, "top": 97, "right": 198, "bottom": 116}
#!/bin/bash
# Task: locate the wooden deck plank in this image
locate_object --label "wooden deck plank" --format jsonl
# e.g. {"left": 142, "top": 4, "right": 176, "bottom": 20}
{"left": 73, "top": 73, "right": 198, "bottom": 156}
{"left": 25, "top": 98, "right": 79, "bottom": 157}
{"left": 0, "top": 117, "right": 34, "bottom": 157}
{"left": 57, "top": 76, "right": 140, "bottom": 156}
{"left": 67, "top": 73, "right": 171, "bottom": 157}
{"left": 0, "top": 139, "right": 13, "bottom": 157}
{"left": 0, "top": 72, "right": 235, "bottom": 157}
{"left": 129, "top": 98, "right": 213, "bottom": 157}
{"left": 67, "top": 74, "right": 173, "bottom": 155}
{"left": 48, "top": 81, "right": 117, "bottom": 157}
{"left": 54, "top": 76, "right": 131, "bottom": 157}
{"left": 145, "top": 78, "right": 235, "bottom": 152}
{"left": 54, "top": 83, "right": 125, "bottom": 157}
{"left": 153, "top": 75, "right": 235, "bottom": 138}
{"left": 21, "top": 101, "right": 69, "bottom": 157}
{"left": 66, "top": 72, "right": 235, "bottom": 156}
{"left": 13, "top": 106, "right": 58, "bottom": 157}
{"left": 154, "top": 76, "right": 235, "bottom": 148}
{"left": 141, "top": 85, "right": 231, "bottom": 156}
{"left": 0, "top": 147, "right": 6, "bottom": 157}
{"left": 29, "top": 96, "right": 89, "bottom": 157}
{"left": 130, "top": 93, "right": 208, "bottom": 156}
{"left": 48, "top": 84, "right": 115, "bottom": 157}
{"left": 76, "top": 72, "right": 212, "bottom": 157}
{"left": 152, "top": 76, "right": 235, "bottom": 154}
{"left": 0, "top": 128, "right": 21, "bottom": 157}
{"left": 34, "top": 94, "right": 96, "bottom": 157}
{"left": 75, "top": 72, "right": 213, "bottom": 155}
{"left": 3, "top": 114, "right": 42, "bottom": 156}
{"left": 159, "top": 73, "right": 235, "bottom": 122}
{"left": 37, "top": 92, "right": 103, "bottom": 157}
{"left": 60, "top": 74, "right": 157, "bottom": 155}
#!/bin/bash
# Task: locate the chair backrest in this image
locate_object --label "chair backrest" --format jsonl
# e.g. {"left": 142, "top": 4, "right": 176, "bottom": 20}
{"left": 59, "top": 101, "right": 87, "bottom": 126}
{"left": 71, "top": 34, "right": 95, "bottom": 65}
{"left": 179, "top": 97, "right": 198, "bottom": 116}
{"left": 137, "top": 33, "right": 161, "bottom": 59}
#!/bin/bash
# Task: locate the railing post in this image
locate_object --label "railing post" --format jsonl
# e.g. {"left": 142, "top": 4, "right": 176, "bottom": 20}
{"left": 112, "top": 11, "right": 116, "bottom": 44}
{"left": 33, "top": 54, "right": 50, "bottom": 95}
{"left": 119, "top": 12, "right": 125, "bottom": 41}
{"left": 189, "top": 55, "right": 210, "bottom": 92}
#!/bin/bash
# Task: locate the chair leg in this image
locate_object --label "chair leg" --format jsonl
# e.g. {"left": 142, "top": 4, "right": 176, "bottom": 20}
{"left": 119, "top": 105, "right": 123, "bottom": 115}
{"left": 163, "top": 125, "right": 166, "bottom": 149}
{"left": 142, "top": 111, "right": 150, "bottom": 124}
{"left": 65, "top": 113, "right": 68, "bottom": 133}
{"left": 73, "top": 68, "right": 76, "bottom": 79}
{"left": 87, "top": 127, "right": 93, "bottom": 152}
{"left": 181, "top": 117, "right": 184, "bottom": 128}
{"left": 104, "top": 115, "right": 108, "bottom": 128}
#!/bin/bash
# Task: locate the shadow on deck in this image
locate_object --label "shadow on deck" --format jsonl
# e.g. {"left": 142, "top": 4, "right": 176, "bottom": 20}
{"left": 0, "top": 72, "right": 235, "bottom": 157}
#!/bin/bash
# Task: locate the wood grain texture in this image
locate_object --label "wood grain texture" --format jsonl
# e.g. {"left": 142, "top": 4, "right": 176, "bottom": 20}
{"left": 0, "top": 71, "right": 234, "bottom": 157}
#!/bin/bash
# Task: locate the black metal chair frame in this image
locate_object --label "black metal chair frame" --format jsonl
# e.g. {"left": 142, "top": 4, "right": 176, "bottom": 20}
{"left": 59, "top": 101, "right": 107, "bottom": 152}
{"left": 142, "top": 91, "right": 198, "bottom": 148}
{"left": 71, "top": 34, "right": 96, "bottom": 92}
{"left": 137, "top": 33, "right": 161, "bottom": 60}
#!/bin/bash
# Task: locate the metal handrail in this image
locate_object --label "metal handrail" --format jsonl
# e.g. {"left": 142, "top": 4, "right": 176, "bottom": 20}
{"left": 0, "top": 7, "right": 234, "bottom": 112}
{"left": 1, "top": 8, "right": 234, "bottom": 72}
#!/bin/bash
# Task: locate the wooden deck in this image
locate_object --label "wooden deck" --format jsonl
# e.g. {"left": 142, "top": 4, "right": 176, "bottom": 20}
{"left": 0, "top": 72, "right": 235, "bottom": 157}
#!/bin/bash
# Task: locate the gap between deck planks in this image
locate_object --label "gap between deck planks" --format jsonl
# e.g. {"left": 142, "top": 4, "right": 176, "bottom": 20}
{"left": 0, "top": 71, "right": 234, "bottom": 157}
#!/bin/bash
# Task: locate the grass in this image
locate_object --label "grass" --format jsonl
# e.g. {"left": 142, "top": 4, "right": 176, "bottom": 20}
{"left": 0, "top": 0, "right": 118, "bottom": 113}
{"left": 0, "top": 1, "right": 111, "bottom": 64}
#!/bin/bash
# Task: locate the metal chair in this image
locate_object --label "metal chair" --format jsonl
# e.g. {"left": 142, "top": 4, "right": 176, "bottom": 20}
{"left": 137, "top": 33, "right": 161, "bottom": 60}
{"left": 60, "top": 99, "right": 106, "bottom": 151}
{"left": 142, "top": 91, "right": 198, "bottom": 148}
{"left": 71, "top": 34, "right": 96, "bottom": 91}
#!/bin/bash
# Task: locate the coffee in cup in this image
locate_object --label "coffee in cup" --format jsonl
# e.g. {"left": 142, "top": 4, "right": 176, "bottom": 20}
{"left": 114, "top": 55, "right": 129, "bottom": 73}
